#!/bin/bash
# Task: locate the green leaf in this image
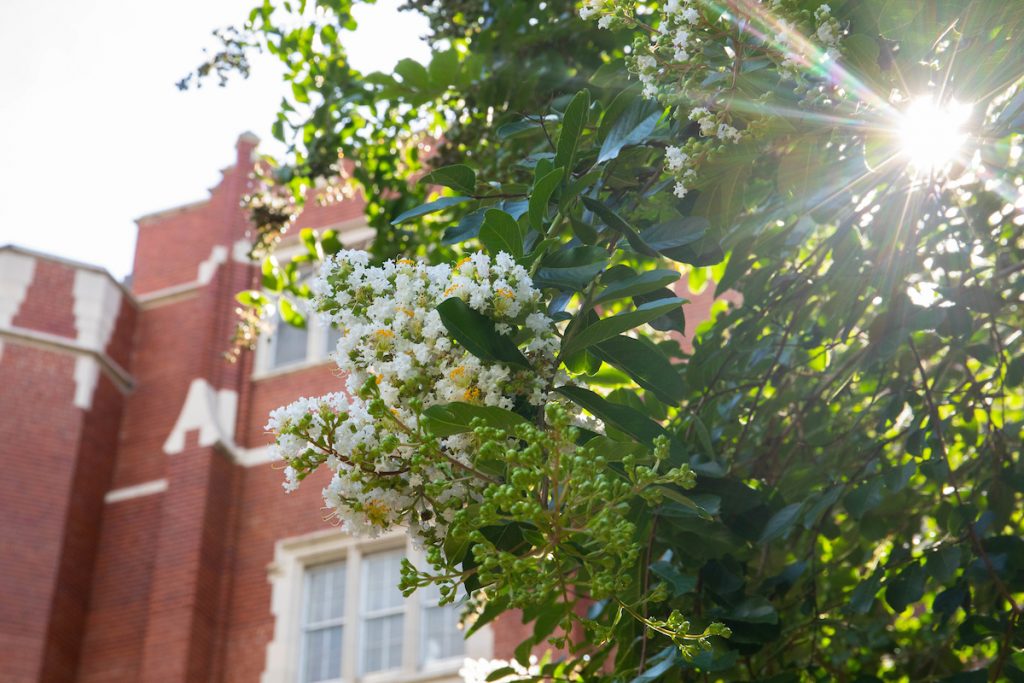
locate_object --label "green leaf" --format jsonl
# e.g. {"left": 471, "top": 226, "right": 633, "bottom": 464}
{"left": 581, "top": 196, "right": 659, "bottom": 257}
{"left": 594, "top": 269, "right": 681, "bottom": 305}
{"left": 926, "top": 545, "right": 962, "bottom": 584}
{"left": 561, "top": 297, "right": 685, "bottom": 357}
{"left": 427, "top": 48, "right": 459, "bottom": 87}
{"left": 777, "top": 134, "right": 829, "bottom": 202}
{"left": 533, "top": 246, "right": 609, "bottom": 291}
{"left": 639, "top": 217, "right": 709, "bottom": 252}
{"left": 392, "top": 196, "right": 472, "bottom": 225}
{"left": 554, "top": 89, "right": 590, "bottom": 172}
{"left": 726, "top": 596, "right": 779, "bottom": 624}
{"left": 235, "top": 290, "right": 268, "bottom": 307}
{"left": 844, "top": 478, "right": 884, "bottom": 519}
{"left": 630, "top": 647, "right": 681, "bottom": 682}
{"left": 422, "top": 402, "right": 527, "bottom": 437}
{"left": 278, "top": 297, "right": 305, "bottom": 328}
{"left": 659, "top": 232, "right": 724, "bottom": 266}
{"left": 442, "top": 208, "right": 487, "bottom": 245}
{"left": 262, "top": 256, "right": 283, "bottom": 292}
{"left": 649, "top": 561, "right": 697, "bottom": 597}
{"left": 420, "top": 164, "right": 476, "bottom": 195}
{"left": 847, "top": 568, "right": 884, "bottom": 614}
{"left": 634, "top": 288, "right": 686, "bottom": 334}
{"left": 1006, "top": 355, "right": 1024, "bottom": 387}
{"left": 320, "top": 229, "right": 343, "bottom": 255}
{"left": 529, "top": 167, "right": 564, "bottom": 231}
{"left": 436, "top": 298, "right": 530, "bottom": 368}
{"left": 479, "top": 209, "right": 524, "bottom": 259}
{"left": 394, "top": 57, "right": 430, "bottom": 90}
{"left": 885, "top": 561, "right": 925, "bottom": 613}
{"left": 691, "top": 415, "right": 715, "bottom": 460}
{"left": 598, "top": 95, "right": 662, "bottom": 164}
{"left": 758, "top": 502, "right": 803, "bottom": 543}
{"left": 590, "top": 335, "right": 686, "bottom": 404}
{"left": 299, "top": 227, "right": 318, "bottom": 258}
{"left": 655, "top": 487, "right": 713, "bottom": 520}
{"left": 555, "top": 385, "right": 668, "bottom": 445}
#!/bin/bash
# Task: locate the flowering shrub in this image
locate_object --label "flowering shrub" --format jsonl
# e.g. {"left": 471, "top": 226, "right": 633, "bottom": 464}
{"left": 267, "top": 250, "right": 559, "bottom": 539}
{"left": 211, "top": 0, "right": 1024, "bottom": 678}
{"left": 266, "top": 250, "right": 716, "bottom": 659}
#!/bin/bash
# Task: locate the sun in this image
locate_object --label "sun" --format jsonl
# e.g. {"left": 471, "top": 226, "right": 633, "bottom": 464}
{"left": 896, "top": 96, "right": 972, "bottom": 172}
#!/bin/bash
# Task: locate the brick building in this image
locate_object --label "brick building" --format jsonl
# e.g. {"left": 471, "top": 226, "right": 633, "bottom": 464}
{"left": 0, "top": 132, "right": 722, "bottom": 683}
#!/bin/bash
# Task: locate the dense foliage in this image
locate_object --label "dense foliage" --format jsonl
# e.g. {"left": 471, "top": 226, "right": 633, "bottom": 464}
{"left": 190, "top": 1, "right": 1024, "bottom": 679}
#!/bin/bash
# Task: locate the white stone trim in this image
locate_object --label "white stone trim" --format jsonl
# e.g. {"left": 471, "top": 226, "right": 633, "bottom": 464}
{"left": 0, "top": 325, "right": 134, "bottom": 394}
{"left": 0, "top": 249, "right": 36, "bottom": 362}
{"left": 236, "top": 445, "right": 275, "bottom": 468}
{"left": 261, "top": 529, "right": 492, "bottom": 683}
{"left": 104, "top": 478, "right": 169, "bottom": 503}
{"left": 162, "top": 378, "right": 239, "bottom": 455}
{"left": 71, "top": 269, "right": 124, "bottom": 409}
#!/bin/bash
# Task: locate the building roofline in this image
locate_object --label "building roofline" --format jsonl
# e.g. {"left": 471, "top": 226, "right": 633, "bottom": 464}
{"left": 135, "top": 197, "right": 212, "bottom": 225}
{"left": 0, "top": 244, "right": 138, "bottom": 306}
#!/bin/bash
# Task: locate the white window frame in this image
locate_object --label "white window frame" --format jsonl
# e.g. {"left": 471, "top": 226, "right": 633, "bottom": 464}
{"left": 262, "top": 528, "right": 494, "bottom": 683}
{"left": 252, "top": 220, "right": 373, "bottom": 379}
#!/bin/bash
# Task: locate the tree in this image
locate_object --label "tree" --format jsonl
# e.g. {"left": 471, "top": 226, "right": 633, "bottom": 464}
{"left": 190, "top": 1, "right": 1024, "bottom": 679}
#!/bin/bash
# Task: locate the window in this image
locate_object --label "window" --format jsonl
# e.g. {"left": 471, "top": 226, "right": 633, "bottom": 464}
{"left": 260, "top": 315, "right": 339, "bottom": 375}
{"left": 301, "top": 563, "right": 346, "bottom": 682}
{"left": 420, "top": 583, "right": 465, "bottom": 665}
{"left": 264, "top": 531, "right": 479, "bottom": 683}
{"left": 254, "top": 225, "right": 371, "bottom": 377}
{"left": 272, "top": 315, "right": 311, "bottom": 369}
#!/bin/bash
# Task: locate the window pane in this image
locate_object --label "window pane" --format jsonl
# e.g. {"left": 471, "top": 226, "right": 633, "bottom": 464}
{"left": 305, "top": 562, "right": 345, "bottom": 625}
{"left": 302, "top": 562, "right": 345, "bottom": 682}
{"left": 361, "top": 551, "right": 404, "bottom": 613}
{"left": 362, "top": 614, "right": 403, "bottom": 674}
{"left": 421, "top": 583, "right": 464, "bottom": 664}
{"left": 361, "top": 550, "right": 404, "bottom": 674}
{"left": 325, "top": 325, "right": 341, "bottom": 358}
{"left": 302, "top": 626, "right": 342, "bottom": 683}
{"left": 272, "top": 316, "right": 308, "bottom": 368}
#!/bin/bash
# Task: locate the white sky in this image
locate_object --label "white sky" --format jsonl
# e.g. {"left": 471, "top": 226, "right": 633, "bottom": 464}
{"left": 0, "top": 0, "right": 429, "bottom": 280}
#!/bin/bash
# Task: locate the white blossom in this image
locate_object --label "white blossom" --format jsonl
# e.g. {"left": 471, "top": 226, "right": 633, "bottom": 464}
{"left": 268, "top": 251, "right": 563, "bottom": 545}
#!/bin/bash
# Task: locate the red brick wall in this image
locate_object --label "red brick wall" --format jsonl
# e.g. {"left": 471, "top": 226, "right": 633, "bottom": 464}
{"left": 39, "top": 374, "right": 127, "bottom": 683}
{"left": 0, "top": 273, "right": 133, "bottom": 683}
{"left": 0, "top": 346, "right": 80, "bottom": 683}
{"left": 10, "top": 258, "right": 76, "bottom": 338}
{"left": 76, "top": 493, "right": 163, "bottom": 683}
{"left": 73, "top": 133, "right": 376, "bottom": 683}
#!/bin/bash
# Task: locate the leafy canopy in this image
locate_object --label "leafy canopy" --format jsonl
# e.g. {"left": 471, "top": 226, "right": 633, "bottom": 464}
{"left": 190, "top": 0, "right": 1024, "bottom": 679}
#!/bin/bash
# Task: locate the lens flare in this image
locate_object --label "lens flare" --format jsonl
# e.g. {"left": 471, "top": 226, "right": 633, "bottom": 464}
{"left": 897, "top": 97, "right": 971, "bottom": 171}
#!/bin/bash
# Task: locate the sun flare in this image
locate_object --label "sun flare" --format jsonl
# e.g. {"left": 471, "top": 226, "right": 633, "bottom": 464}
{"left": 897, "top": 97, "right": 972, "bottom": 171}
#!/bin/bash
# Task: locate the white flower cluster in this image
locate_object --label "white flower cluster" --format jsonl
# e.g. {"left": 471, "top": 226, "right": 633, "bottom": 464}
{"left": 266, "top": 250, "right": 560, "bottom": 543}
{"left": 579, "top": 0, "right": 612, "bottom": 28}
{"left": 778, "top": 3, "right": 843, "bottom": 76}
{"left": 581, "top": 0, "right": 844, "bottom": 200}
{"left": 459, "top": 657, "right": 539, "bottom": 683}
